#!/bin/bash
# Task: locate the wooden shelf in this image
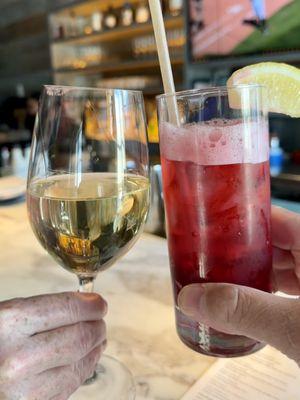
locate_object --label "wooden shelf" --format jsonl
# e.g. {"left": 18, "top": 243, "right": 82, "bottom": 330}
{"left": 51, "top": 15, "right": 184, "bottom": 46}
{"left": 54, "top": 56, "right": 184, "bottom": 75}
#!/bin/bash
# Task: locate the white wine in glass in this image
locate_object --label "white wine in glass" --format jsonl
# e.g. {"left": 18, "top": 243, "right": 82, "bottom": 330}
{"left": 27, "top": 86, "right": 150, "bottom": 399}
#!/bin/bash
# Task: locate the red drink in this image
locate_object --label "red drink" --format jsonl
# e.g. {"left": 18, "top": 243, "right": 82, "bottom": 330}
{"left": 160, "top": 119, "right": 272, "bottom": 357}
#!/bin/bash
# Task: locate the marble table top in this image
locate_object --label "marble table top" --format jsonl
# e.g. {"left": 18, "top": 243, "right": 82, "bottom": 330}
{"left": 0, "top": 201, "right": 215, "bottom": 399}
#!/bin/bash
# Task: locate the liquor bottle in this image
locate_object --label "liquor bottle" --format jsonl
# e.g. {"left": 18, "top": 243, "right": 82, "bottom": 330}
{"left": 135, "top": 2, "right": 150, "bottom": 24}
{"left": 51, "top": 17, "right": 63, "bottom": 40}
{"left": 91, "top": 11, "right": 104, "bottom": 32}
{"left": 84, "top": 16, "right": 93, "bottom": 35}
{"left": 104, "top": 7, "right": 118, "bottom": 29}
{"left": 168, "top": 0, "right": 183, "bottom": 16}
{"left": 76, "top": 15, "right": 87, "bottom": 36}
{"left": 121, "top": 3, "right": 134, "bottom": 26}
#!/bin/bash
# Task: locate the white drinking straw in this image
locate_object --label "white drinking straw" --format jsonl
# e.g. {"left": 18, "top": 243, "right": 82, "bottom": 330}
{"left": 148, "top": 0, "right": 180, "bottom": 125}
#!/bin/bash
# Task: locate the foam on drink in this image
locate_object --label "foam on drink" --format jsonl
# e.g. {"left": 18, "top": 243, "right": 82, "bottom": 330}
{"left": 160, "top": 120, "right": 269, "bottom": 165}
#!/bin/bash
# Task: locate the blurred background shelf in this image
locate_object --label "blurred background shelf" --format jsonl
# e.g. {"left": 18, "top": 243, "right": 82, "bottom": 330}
{"left": 51, "top": 15, "right": 183, "bottom": 46}
{"left": 53, "top": 56, "right": 184, "bottom": 74}
{"left": 47, "top": 0, "right": 185, "bottom": 146}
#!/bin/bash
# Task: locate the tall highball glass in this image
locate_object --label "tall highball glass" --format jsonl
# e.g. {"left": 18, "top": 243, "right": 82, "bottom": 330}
{"left": 157, "top": 85, "right": 272, "bottom": 357}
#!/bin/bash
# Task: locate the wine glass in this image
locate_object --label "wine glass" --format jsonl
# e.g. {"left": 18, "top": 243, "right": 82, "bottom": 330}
{"left": 27, "top": 86, "right": 150, "bottom": 399}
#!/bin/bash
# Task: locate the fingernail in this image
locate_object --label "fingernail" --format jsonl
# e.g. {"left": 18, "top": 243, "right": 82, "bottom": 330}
{"left": 178, "top": 284, "right": 205, "bottom": 318}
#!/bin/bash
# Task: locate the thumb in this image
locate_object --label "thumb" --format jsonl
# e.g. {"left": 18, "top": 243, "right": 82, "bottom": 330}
{"left": 178, "top": 283, "right": 300, "bottom": 363}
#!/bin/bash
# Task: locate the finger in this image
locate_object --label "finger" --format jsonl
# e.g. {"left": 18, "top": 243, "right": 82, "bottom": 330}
{"left": 273, "top": 247, "right": 295, "bottom": 270}
{"left": 273, "top": 269, "right": 300, "bottom": 295}
{"left": 0, "top": 292, "right": 107, "bottom": 339}
{"left": 3, "top": 345, "right": 105, "bottom": 400}
{"left": 272, "top": 248, "right": 300, "bottom": 293}
{"left": 1, "top": 320, "right": 106, "bottom": 381}
{"left": 178, "top": 283, "right": 300, "bottom": 364}
{"left": 272, "top": 206, "right": 300, "bottom": 251}
{"left": 48, "top": 345, "right": 104, "bottom": 400}
{"left": 273, "top": 247, "right": 300, "bottom": 281}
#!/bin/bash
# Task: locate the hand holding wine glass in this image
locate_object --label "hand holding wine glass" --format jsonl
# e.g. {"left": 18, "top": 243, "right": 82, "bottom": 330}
{"left": 27, "top": 86, "right": 149, "bottom": 399}
{"left": 0, "top": 292, "right": 107, "bottom": 399}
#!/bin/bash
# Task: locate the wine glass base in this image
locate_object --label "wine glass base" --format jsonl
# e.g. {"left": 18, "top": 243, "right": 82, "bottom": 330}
{"left": 70, "top": 355, "right": 135, "bottom": 400}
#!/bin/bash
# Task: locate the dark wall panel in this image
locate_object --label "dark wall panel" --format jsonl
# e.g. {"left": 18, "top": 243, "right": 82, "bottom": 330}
{"left": 0, "top": 0, "right": 78, "bottom": 99}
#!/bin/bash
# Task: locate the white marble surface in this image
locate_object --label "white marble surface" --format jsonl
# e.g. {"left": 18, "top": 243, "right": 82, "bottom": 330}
{"left": 0, "top": 201, "right": 215, "bottom": 399}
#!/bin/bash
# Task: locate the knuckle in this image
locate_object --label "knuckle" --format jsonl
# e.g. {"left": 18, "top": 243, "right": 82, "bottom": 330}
{"left": 65, "top": 293, "right": 81, "bottom": 323}
{"left": 90, "top": 320, "right": 106, "bottom": 350}
{"left": 76, "top": 322, "right": 91, "bottom": 354}
{"left": 227, "top": 287, "right": 250, "bottom": 327}
{"left": 75, "top": 320, "right": 106, "bottom": 355}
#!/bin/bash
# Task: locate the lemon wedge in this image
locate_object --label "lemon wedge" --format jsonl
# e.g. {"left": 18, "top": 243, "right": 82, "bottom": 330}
{"left": 227, "top": 62, "right": 300, "bottom": 117}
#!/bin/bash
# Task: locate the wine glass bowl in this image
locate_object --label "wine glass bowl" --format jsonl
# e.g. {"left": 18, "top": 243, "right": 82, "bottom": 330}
{"left": 27, "top": 172, "right": 149, "bottom": 279}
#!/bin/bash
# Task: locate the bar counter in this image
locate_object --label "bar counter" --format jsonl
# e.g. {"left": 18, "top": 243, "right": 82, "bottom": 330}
{"left": 0, "top": 201, "right": 215, "bottom": 400}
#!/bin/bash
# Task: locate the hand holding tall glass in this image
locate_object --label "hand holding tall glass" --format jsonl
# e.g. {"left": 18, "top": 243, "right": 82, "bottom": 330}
{"left": 27, "top": 86, "right": 149, "bottom": 399}
{"left": 158, "top": 85, "right": 272, "bottom": 357}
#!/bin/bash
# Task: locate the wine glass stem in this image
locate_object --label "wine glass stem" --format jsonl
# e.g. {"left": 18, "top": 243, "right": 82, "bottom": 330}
{"left": 78, "top": 277, "right": 95, "bottom": 293}
{"left": 78, "top": 276, "right": 99, "bottom": 385}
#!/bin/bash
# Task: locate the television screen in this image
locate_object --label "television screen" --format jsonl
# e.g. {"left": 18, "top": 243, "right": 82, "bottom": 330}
{"left": 189, "top": 0, "right": 300, "bottom": 60}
